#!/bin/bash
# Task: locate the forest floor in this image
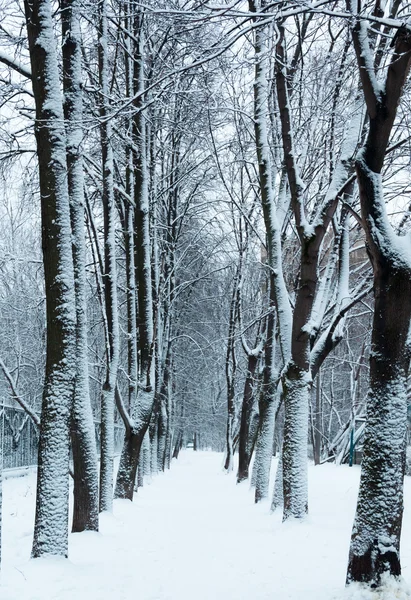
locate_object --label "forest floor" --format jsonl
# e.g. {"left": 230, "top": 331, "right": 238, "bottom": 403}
{"left": 1, "top": 451, "right": 411, "bottom": 600}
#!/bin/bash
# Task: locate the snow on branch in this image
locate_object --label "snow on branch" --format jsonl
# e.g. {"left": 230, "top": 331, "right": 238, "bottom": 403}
{"left": 275, "top": 24, "right": 308, "bottom": 239}
{"left": 349, "top": 15, "right": 381, "bottom": 118}
{"left": 0, "top": 51, "right": 32, "bottom": 80}
{"left": 312, "top": 98, "right": 364, "bottom": 230}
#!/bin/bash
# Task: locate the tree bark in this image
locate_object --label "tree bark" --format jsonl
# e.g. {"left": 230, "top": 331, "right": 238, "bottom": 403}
{"left": 346, "top": 19, "right": 411, "bottom": 585}
{"left": 250, "top": 10, "right": 292, "bottom": 501}
{"left": 282, "top": 365, "right": 310, "bottom": 519}
{"left": 347, "top": 256, "right": 411, "bottom": 583}
{"left": 313, "top": 369, "right": 321, "bottom": 466}
{"left": 172, "top": 431, "right": 183, "bottom": 459}
{"left": 237, "top": 354, "right": 259, "bottom": 482}
{"left": 254, "top": 392, "right": 276, "bottom": 503}
{"left": 224, "top": 262, "right": 241, "bottom": 472}
{"left": 98, "top": 0, "right": 120, "bottom": 513}
{"left": 24, "top": 0, "right": 77, "bottom": 558}
{"left": 61, "top": 0, "right": 99, "bottom": 533}
{"left": 114, "top": 7, "right": 155, "bottom": 500}
{"left": 271, "top": 450, "right": 283, "bottom": 511}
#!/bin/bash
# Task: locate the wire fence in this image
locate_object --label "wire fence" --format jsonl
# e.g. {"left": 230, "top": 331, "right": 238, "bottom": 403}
{"left": 0, "top": 403, "right": 125, "bottom": 471}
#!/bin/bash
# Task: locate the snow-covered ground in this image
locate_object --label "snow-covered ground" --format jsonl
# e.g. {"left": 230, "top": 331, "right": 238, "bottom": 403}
{"left": 1, "top": 452, "right": 411, "bottom": 600}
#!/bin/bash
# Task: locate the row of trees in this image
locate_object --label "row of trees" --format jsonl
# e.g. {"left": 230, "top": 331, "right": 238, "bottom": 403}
{"left": 1, "top": 0, "right": 411, "bottom": 592}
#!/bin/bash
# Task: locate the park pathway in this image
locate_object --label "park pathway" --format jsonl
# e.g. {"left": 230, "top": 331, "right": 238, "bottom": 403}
{"left": 0, "top": 450, "right": 392, "bottom": 600}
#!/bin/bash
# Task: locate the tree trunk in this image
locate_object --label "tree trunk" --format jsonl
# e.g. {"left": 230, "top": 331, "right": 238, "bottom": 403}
{"left": 347, "top": 263, "right": 411, "bottom": 582}
{"left": 164, "top": 388, "right": 173, "bottom": 470}
{"left": 157, "top": 353, "right": 172, "bottom": 472}
{"left": 254, "top": 391, "right": 276, "bottom": 503}
{"left": 224, "top": 409, "right": 234, "bottom": 471}
{"left": 24, "top": 0, "right": 77, "bottom": 558}
{"left": 150, "top": 419, "right": 159, "bottom": 474}
{"left": 157, "top": 399, "right": 167, "bottom": 471}
{"left": 250, "top": 16, "right": 291, "bottom": 501}
{"left": 172, "top": 431, "right": 182, "bottom": 459}
{"left": 70, "top": 425, "right": 98, "bottom": 532}
{"left": 224, "top": 265, "right": 241, "bottom": 472}
{"left": 61, "top": 0, "right": 99, "bottom": 533}
{"left": 143, "top": 431, "right": 151, "bottom": 478}
{"left": 282, "top": 366, "right": 310, "bottom": 519}
{"left": 114, "top": 7, "right": 155, "bottom": 500}
{"left": 115, "top": 427, "right": 145, "bottom": 498}
{"left": 98, "top": 0, "right": 120, "bottom": 513}
{"left": 237, "top": 354, "right": 258, "bottom": 482}
{"left": 313, "top": 369, "right": 322, "bottom": 466}
{"left": 346, "top": 20, "right": 411, "bottom": 585}
{"left": 271, "top": 450, "right": 283, "bottom": 511}
{"left": 254, "top": 274, "right": 277, "bottom": 503}
{"left": 275, "top": 23, "right": 361, "bottom": 522}
{"left": 137, "top": 462, "right": 144, "bottom": 489}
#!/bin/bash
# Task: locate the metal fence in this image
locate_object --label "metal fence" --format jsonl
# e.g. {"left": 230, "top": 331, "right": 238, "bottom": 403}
{"left": 0, "top": 404, "right": 125, "bottom": 471}
{"left": 0, "top": 404, "right": 38, "bottom": 470}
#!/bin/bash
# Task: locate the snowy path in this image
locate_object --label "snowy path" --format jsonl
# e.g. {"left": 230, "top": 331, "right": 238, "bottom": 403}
{"left": 1, "top": 452, "right": 411, "bottom": 600}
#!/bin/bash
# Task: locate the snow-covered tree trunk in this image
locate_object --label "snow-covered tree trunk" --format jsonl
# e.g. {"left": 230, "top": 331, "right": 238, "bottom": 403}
{"left": 155, "top": 118, "right": 176, "bottom": 468}
{"left": 164, "top": 399, "right": 173, "bottom": 470}
{"left": 346, "top": 18, "right": 411, "bottom": 585}
{"left": 24, "top": 0, "right": 76, "bottom": 558}
{"left": 142, "top": 431, "right": 151, "bottom": 479}
{"left": 157, "top": 342, "right": 173, "bottom": 471}
{"left": 124, "top": 197, "right": 138, "bottom": 415}
{"left": 98, "top": 0, "right": 120, "bottom": 513}
{"left": 158, "top": 150, "right": 178, "bottom": 472}
{"left": 271, "top": 449, "right": 283, "bottom": 511}
{"left": 313, "top": 369, "right": 322, "bottom": 465}
{"left": 150, "top": 418, "right": 159, "bottom": 475}
{"left": 157, "top": 397, "right": 167, "bottom": 471}
{"left": 274, "top": 25, "right": 321, "bottom": 519}
{"left": 254, "top": 285, "right": 277, "bottom": 502}
{"left": 275, "top": 23, "right": 362, "bottom": 520}
{"left": 123, "top": 4, "right": 138, "bottom": 417}
{"left": 347, "top": 248, "right": 411, "bottom": 582}
{"left": 282, "top": 368, "right": 310, "bottom": 518}
{"left": 61, "top": 0, "right": 99, "bottom": 533}
{"left": 237, "top": 353, "right": 259, "bottom": 483}
{"left": 279, "top": 223, "right": 318, "bottom": 518}
{"left": 137, "top": 463, "right": 143, "bottom": 489}
{"left": 254, "top": 388, "right": 276, "bottom": 502}
{"left": 114, "top": 9, "right": 155, "bottom": 499}
{"left": 224, "top": 268, "right": 241, "bottom": 472}
{"left": 250, "top": 12, "right": 292, "bottom": 500}
{"left": 172, "top": 431, "right": 183, "bottom": 460}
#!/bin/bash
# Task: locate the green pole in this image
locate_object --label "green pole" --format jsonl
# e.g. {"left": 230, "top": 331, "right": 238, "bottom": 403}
{"left": 349, "top": 428, "right": 354, "bottom": 467}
